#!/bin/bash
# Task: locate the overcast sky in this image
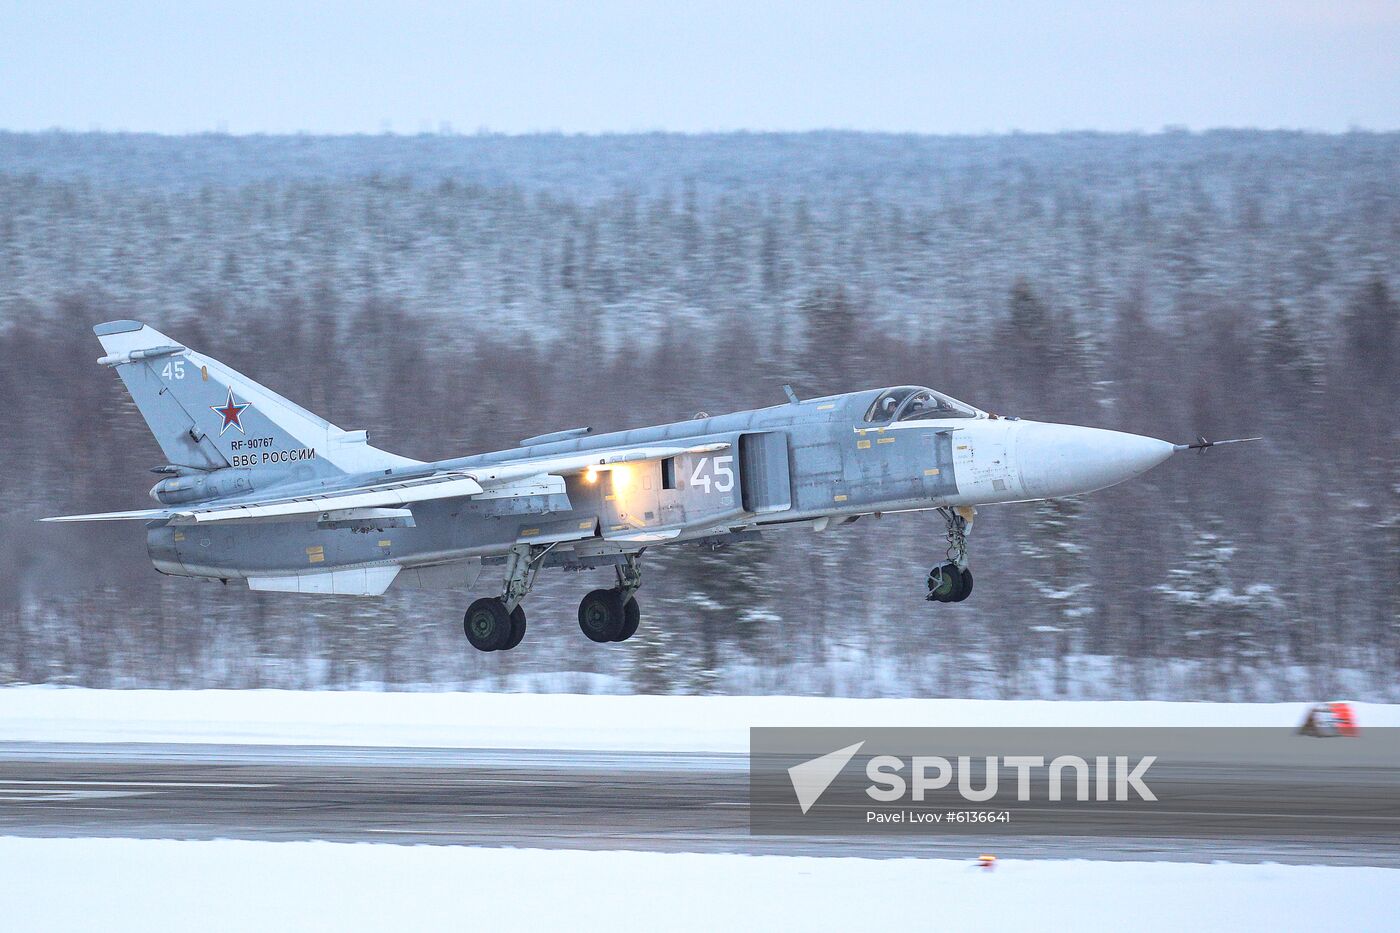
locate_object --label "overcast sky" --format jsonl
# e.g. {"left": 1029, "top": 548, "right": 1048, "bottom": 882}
{"left": 2, "top": 1, "right": 1397, "bottom": 135}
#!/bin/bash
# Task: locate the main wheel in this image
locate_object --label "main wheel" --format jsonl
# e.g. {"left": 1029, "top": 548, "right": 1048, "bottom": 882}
{"left": 614, "top": 595, "right": 640, "bottom": 642}
{"left": 464, "top": 597, "right": 513, "bottom": 652}
{"left": 502, "top": 604, "right": 527, "bottom": 650}
{"left": 926, "top": 562, "right": 965, "bottom": 603}
{"left": 578, "top": 588, "right": 625, "bottom": 642}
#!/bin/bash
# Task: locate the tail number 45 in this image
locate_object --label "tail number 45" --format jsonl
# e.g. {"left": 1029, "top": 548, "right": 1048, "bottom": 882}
{"left": 690, "top": 455, "right": 735, "bottom": 494}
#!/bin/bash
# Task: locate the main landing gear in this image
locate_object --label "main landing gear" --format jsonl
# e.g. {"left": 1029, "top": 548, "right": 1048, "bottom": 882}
{"left": 463, "top": 598, "right": 526, "bottom": 652}
{"left": 463, "top": 544, "right": 546, "bottom": 652}
{"left": 578, "top": 554, "right": 642, "bottom": 644}
{"left": 927, "top": 506, "right": 975, "bottom": 604}
{"left": 462, "top": 547, "right": 644, "bottom": 652}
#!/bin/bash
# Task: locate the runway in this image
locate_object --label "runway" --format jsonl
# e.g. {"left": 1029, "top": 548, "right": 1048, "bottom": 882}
{"left": 1, "top": 742, "right": 1397, "bottom": 866}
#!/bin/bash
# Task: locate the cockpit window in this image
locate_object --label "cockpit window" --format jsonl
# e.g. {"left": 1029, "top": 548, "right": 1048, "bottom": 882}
{"left": 865, "top": 386, "right": 977, "bottom": 422}
{"left": 864, "top": 387, "right": 916, "bottom": 422}
{"left": 895, "top": 389, "right": 977, "bottom": 420}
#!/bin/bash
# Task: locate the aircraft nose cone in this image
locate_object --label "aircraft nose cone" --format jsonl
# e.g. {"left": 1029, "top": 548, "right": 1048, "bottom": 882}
{"left": 1015, "top": 422, "right": 1174, "bottom": 498}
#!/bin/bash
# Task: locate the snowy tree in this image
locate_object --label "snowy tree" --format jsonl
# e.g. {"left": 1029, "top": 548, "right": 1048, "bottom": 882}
{"left": 1373, "top": 473, "right": 1400, "bottom": 673}
{"left": 1155, "top": 519, "right": 1280, "bottom": 693}
{"left": 1342, "top": 277, "right": 1396, "bottom": 383}
{"left": 1258, "top": 303, "right": 1322, "bottom": 406}
{"left": 628, "top": 602, "right": 686, "bottom": 696}
{"left": 1019, "top": 497, "right": 1094, "bottom": 696}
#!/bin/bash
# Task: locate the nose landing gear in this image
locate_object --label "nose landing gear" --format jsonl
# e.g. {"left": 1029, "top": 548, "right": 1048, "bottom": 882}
{"left": 927, "top": 563, "right": 973, "bottom": 602}
{"left": 927, "top": 506, "right": 975, "bottom": 603}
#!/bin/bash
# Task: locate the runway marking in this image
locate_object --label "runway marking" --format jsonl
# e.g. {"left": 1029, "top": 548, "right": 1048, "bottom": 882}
{"left": 0, "top": 781, "right": 276, "bottom": 803}
{"left": 365, "top": 825, "right": 510, "bottom": 836}
{"left": 0, "top": 789, "right": 154, "bottom": 802}
{"left": 0, "top": 781, "right": 275, "bottom": 788}
{"left": 7, "top": 804, "right": 129, "bottom": 811}
{"left": 450, "top": 773, "right": 576, "bottom": 778}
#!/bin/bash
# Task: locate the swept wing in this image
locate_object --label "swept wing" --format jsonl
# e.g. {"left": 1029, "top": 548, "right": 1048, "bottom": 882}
{"left": 42, "top": 442, "right": 729, "bottom": 525}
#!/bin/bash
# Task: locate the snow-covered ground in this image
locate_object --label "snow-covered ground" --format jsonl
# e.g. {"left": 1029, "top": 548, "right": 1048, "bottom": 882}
{"left": 5, "top": 691, "right": 1396, "bottom": 928}
{"left": 3, "top": 837, "right": 1396, "bottom": 933}
{"left": 2, "top": 687, "right": 1396, "bottom": 752}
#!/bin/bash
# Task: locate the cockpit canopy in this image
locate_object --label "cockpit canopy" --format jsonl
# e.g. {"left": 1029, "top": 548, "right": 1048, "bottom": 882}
{"left": 864, "top": 386, "right": 979, "bottom": 423}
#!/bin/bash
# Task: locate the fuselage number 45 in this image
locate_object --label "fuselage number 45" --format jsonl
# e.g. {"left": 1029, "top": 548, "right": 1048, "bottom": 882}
{"left": 690, "top": 455, "right": 735, "bottom": 494}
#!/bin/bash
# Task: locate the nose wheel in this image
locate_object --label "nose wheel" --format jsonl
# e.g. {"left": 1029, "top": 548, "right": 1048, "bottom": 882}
{"left": 926, "top": 563, "right": 973, "bottom": 602}
{"left": 927, "top": 506, "right": 975, "bottom": 603}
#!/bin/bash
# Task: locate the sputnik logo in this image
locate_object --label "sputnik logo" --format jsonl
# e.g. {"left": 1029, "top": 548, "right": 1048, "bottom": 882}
{"left": 211, "top": 388, "right": 251, "bottom": 435}
{"left": 788, "top": 741, "right": 864, "bottom": 814}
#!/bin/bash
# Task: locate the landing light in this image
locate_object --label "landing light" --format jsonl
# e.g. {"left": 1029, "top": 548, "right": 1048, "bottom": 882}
{"left": 583, "top": 468, "right": 598, "bottom": 484}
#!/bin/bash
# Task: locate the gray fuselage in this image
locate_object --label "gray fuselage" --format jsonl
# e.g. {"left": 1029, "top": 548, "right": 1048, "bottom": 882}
{"left": 145, "top": 385, "right": 1175, "bottom": 587}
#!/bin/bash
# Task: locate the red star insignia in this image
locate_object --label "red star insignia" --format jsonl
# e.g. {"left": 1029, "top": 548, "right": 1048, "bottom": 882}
{"left": 211, "top": 388, "right": 251, "bottom": 435}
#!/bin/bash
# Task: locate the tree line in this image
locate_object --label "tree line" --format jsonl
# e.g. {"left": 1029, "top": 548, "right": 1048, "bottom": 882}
{"left": 0, "top": 130, "right": 1395, "bottom": 698}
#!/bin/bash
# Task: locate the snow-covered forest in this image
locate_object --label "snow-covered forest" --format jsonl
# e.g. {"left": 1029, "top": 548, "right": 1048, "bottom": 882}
{"left": 0, "top": 130, "right": 1395, "bottom": 699}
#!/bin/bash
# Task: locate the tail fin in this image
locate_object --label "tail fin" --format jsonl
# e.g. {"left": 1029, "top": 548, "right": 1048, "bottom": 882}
{"left": 93, "top": 320, "right": 418, "bottom": 476}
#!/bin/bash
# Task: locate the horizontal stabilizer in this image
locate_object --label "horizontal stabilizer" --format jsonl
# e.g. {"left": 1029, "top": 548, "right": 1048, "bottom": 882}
{"left": 40, "top": 507, "right": 169, "bottom": 523}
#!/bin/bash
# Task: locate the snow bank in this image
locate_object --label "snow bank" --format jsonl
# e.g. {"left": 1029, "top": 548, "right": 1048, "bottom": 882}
{"left": 2, "top": 687, "right": 1397, "bottom": 752}
{"left": 3, "top": 837, "right": 1395, "bottom": 932}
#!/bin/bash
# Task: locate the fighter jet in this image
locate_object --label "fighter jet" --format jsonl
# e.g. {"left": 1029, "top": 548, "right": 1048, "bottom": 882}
{"left": 45, "top": 321, "right": 1256, "bottom": 652}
